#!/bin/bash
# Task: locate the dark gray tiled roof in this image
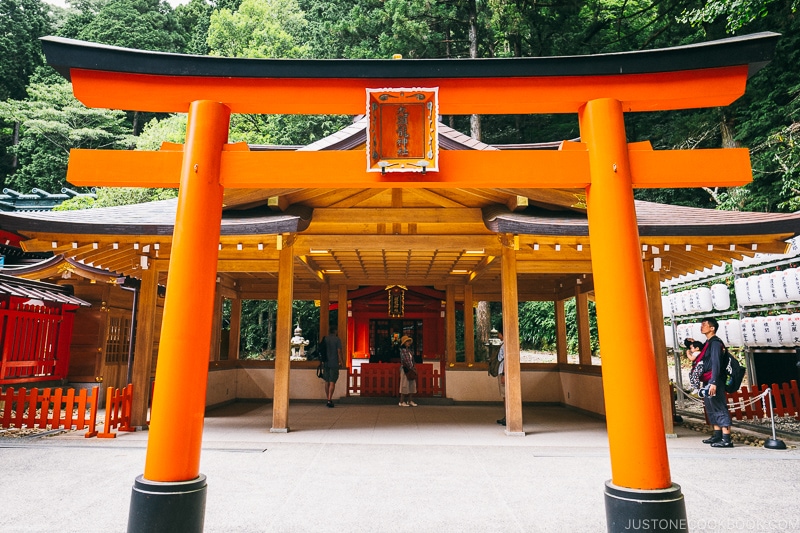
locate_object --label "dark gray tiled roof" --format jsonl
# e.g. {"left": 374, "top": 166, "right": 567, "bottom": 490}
{"left": 483, "top": 201, "right": 800, "bottom": 237}
{"left": 0, "top": 199, "right": 312, "bottom": 236}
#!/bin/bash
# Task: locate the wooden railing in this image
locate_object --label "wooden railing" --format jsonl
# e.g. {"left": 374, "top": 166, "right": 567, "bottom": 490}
{"left": 0, "top": 301, "right": 71, "bottom": 384}
{"left": 99, "top": 384, "right": 135, "bottom": 438}
{"left": 348, "top": 363, "right": 443, "bottom": 397}
{"left": 726, "top": 380, "right": 800, "bottom": 421}
{"left": 0, "top": 386, "right": 99, "bottom": 437}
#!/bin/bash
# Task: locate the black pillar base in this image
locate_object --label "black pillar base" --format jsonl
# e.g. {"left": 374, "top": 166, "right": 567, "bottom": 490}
{"left": 127, "top": 474, "right": 207, "bottom": 533}
{"left": 604, "top": 480, "right": 687, "bottom": 533}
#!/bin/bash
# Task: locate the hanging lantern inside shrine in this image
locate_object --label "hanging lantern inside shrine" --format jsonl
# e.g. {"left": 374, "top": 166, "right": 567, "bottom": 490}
{"left": 387, "top": 285, "right": 406, "bottom": 317}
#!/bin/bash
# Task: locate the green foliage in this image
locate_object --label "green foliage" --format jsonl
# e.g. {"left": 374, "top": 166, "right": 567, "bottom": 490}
{"left": 135, "top": 114, "right": 187, "bottom": 149}
{"left": 238, "top": 299, "right": 322, "bottom": 358}
{"left": 678, "top": 0, "right": 798, "bottom": 34}
{"left": 518, "top": 299, "right": 599, "bottom": 355}
{"left": 208, "top": 0, "right": 309, "bottom": 58}
{"left": 0, "top": 0, "right": 52, "bottom": 102}
{"left": 59, "top": 0, "right": 186, "bottom": 52}
{"left": 54, "top": 187, "right": 177, "bottom": 210}
{"left": 0, "top": 79, "right": 134, "bottom": 192}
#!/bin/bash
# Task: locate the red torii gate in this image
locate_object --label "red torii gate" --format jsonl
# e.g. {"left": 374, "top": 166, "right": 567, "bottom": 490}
{"left": 42, "top": 32, "right": 778, "bottom": 533}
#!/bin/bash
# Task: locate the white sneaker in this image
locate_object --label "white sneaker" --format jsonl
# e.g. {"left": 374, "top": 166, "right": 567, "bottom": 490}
{"left": 399, "top": 402, "right": 409, "bottom": 407}
{"left": 409, "top": 401, "right": 418, "bottom": 407}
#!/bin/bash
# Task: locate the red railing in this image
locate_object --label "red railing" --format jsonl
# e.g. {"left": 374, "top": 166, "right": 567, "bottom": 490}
{"left": 348, "top": 363, "right": 443, "bottom": 397}
{"left": 0, "top": 386, "right": 99, "bottom": 437}
{"left": 0, "top": 301, "right": 73, "bottom": 384}
{"left": 725, "top": 380, "right": 800, "bottom": 421}
{"left": 98, "top": 384, "right": 135, "bottom": 438}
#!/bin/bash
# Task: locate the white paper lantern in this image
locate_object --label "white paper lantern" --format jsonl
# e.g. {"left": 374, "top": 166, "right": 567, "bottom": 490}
{"left": 776, "top": 314, "right": 794, "bottom": 347}
{"left": 677, "top": 292, "right": 689, "bottom": 315}
{"left": 747, "top": 276, "right": 763, "bottom": 305}
{"left": 789, "top": 314, "right": 800, "bottom": 345}
{"left": 764, "top": 316, "right": 781, "bottom": 347}
{"left": 735, "top": 278, "right": 751, "bottom": 306}
{"left": 664, "top": 325, "right": 675, "bottom": 349}
{"left": 740, "top": 317, "right": 756, "bottom": 347}
{"left": 686, "top": 290, "right": 698, "bottom": 314}
{"left": 770, "top": 271, "right": 789, "bottom": 303}
{"left": 724, "top": 319, "right": 743, "bottom": 347}
{"left": 752, "top": 316, "right": 769, "bottom": 346}
{"left": 697, "top": 287, "right": 713, "bottom": 313}
{"left": 691, "top": 322, "right": 704, "bottom": 343}
{"left": 784, "top": 268, "right": 800, "bottom": 302}
{"left": 711, "top": 284, "right": 731, "bottom": 311}
{"left": 676, "top": 324, "right": 690, "bottom": 347}
{"left": 661, "top": 295, "right": 672, "bottom": 317}
{"left": 757, "top": 274, "right": 774, "bottom": 304}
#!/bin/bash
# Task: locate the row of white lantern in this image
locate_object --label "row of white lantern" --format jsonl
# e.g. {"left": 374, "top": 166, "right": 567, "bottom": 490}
{"left": 734, "top": 269, "right": 800, "bottom": 306}
{"left": 662, "top": 284, "right": 731, "bottom": 317}
{"left": 668, "top": 314, "right": 800, "bottom": 349}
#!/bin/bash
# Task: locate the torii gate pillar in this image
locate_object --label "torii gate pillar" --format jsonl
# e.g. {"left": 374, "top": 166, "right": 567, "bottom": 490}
{"left": 128, "top": 100, "right": 230, "bottom": 533}
{"left": 581, "top": 98, "right": 686, "bottom": 531}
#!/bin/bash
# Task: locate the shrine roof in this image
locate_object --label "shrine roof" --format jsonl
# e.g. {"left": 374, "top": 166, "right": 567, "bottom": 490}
{"left": 42, "top": 33, "right": 778, "bottom": 81}
{"left": 2, "top": 197, "right": 798, "bottom": 240}
{"left": 0, "top": 273, "right": 91, "bottom": 307}
{"left": 483, "top": 202, "right": 800, "bottom": 237}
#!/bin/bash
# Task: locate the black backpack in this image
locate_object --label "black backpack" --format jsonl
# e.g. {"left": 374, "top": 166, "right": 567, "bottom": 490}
{"left": 724, "top": 347, "right": 746, "bottom": 393}
{"left": 318, "top": 338, "right": 328, "bottom": 362}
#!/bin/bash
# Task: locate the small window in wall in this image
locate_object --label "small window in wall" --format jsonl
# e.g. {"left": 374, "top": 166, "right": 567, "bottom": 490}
{"left": 105, "top": 315, "right": 131, "bottom": 364}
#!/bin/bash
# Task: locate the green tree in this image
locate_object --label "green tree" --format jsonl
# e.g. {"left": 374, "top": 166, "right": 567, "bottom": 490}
{"left": 0, "top": 78, "right": 134, "bottom": 193}
{"left": 60, "top": 0, "right": 185, "bottom": 52}
{"left": 208, "top": 0, "right": 309, "bottom": 58}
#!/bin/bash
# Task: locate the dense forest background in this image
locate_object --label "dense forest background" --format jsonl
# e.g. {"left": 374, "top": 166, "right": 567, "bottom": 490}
{"left": 1, "top": 0, "right": 798, "bottom": 356}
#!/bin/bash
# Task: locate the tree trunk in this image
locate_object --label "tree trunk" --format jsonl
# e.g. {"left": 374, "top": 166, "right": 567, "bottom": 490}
{"left": 468, "top": 0, "right": 481, "bottom": 140}
{"left": 11, "top": 121, "right": 19, "bottom": 170}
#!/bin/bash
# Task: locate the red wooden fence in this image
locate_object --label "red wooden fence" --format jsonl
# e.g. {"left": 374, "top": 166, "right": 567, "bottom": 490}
{"left": 725, "top": 380, "right": 800, "bottom": 422}
{"left": 348, "top": 363, "right": 443, "bottom": 397}
{"left": 98, "top": 384, "right": 135, "bottom": 438}
{"left": 0, "top": 386, "right": 99, "bottom": 437}
{"left": 0, "top": 300, "right": 74, "bottom": 384}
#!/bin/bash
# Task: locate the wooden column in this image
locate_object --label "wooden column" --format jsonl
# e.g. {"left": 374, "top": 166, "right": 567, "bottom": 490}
{"left": 581, "top": 98, "right": 670, "bottom": 490}
{"left": 271, "top": 238, "right": 294, "bottom": 432}
{"left": 446, "top": 285, "right": 456, "bottom": 365}
{"left": 464, "top": 284, "right": 475, "bottom": 365}
{"left": 555, "top": 299, "right": 568, "bottom": 365}
{"left": 576, "top": 289, "right": 592, "bottom": 365}
{"left": 227, "top": 295, "right": 242, "bottom": 361}
{"left": 319, "top": 283, "right": 330, "bottom": 339}
{"left": 130, "top": 267, "right": 159, "bottom": 428}
{"left": 338, "top": 284, "right": 348, "bottom": 366}
{"left": 500, "top": 238, "right": 523, "bottom": 436}
{"left": 144, "top": 100, "right": 229, "bottom": 482}
{"left": 645, "top": 265, "right": 674, "bottom": 435}
{"left": 209, "top": 282, "right": 223, "bottom": 361}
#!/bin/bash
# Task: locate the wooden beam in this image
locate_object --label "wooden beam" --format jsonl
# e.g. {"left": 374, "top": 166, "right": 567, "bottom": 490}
{"left": 311, "top": 208, "right": 484, "bottom": 224}
{"left": 446, "top": 285, "right": 456, "bottom": 367}
{"left": 464, "top": 284, "right": 475, "bottom": 365}
{"left": 228, "top": 295, "right": 242, "bottom": 361}
{"left": 501, "top": 239, "right": 523, "bottom": 435}
{"left": 267, "top": 195, "right": 289, "bottom": 211}
{"left": 506, "top": 195, "right": 529, "bottom": 212}
{"left": 68, "top": 64, "right": 751, "bottom": 115}
{"left": 130, "top": 267, "right": 159, "bottom": 428}
{"left": 645, "top": 267, "right": 675, "bottom": 435}
{"left": 338, "top": 284, "right": 348, "bottom": 368}
{"left": 555, "top": 299, "right": 568, "bottom": 364}
{"left": 271, "top": 241, "right": 294, "bottom": 432}
{"left": 576, "top": 290, "right": 592, "bottom": 366}
{"left": 67, "top": 147, "right": 754, "bottom": 190}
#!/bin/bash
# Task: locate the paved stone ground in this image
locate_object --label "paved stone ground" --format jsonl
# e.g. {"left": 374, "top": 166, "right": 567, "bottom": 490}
{"left": 1, "top": 403, "right": 799, "bottom": 532}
